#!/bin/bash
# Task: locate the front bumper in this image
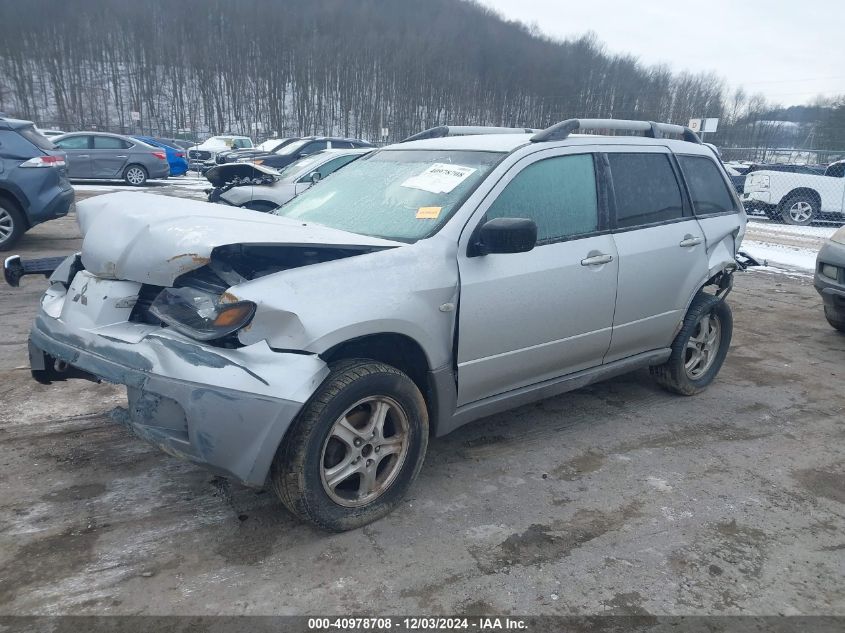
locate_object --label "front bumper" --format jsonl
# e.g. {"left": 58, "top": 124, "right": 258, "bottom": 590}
{"left": 30, "top": 274, "right": 329, "bottom": 487}
{"left": 814, "top": 240, "right": 845, "bottom": 313}
{"left": 741, "top": 191, "right": 772, "bottom": 206}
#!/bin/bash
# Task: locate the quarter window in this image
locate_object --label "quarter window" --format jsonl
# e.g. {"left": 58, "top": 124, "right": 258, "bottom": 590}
{"left": 677, "top": 155, "right": 737, "bottom": 215}
{"left": 486, "top": 154, "right": 599, "bottom": 242}
{"left": 608, "top": 153, "right": 684, "bottom": 228}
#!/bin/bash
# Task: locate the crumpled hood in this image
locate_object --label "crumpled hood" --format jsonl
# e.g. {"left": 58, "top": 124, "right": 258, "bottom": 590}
{"left": 77, "top": 192, "right": 402, "bottom": 286}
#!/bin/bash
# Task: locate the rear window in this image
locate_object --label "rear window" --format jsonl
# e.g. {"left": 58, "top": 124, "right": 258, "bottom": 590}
{"left": 608, "top": 153, "right": 685, "bottom": 228}
{"left": 94, "top": 136, "right": 130, "bottom": 149}
{"left": 677, "top": 155, "right": 737, "bottom": 215}
{"left": 17, "top": 126, "right": 55, "bottom": 151}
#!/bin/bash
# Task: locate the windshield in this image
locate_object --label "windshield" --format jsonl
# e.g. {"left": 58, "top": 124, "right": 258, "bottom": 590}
{"left": 257, "top": 139, "right": 283, "bottom": 152}
{"left": 276, "top": 138, "right": 314, "bottom": 155}
{"left": 276, "top": 153, "right": 331, "bottom": 181}
{"left": 273, "top": 149, "right": 503, "bottom": 241}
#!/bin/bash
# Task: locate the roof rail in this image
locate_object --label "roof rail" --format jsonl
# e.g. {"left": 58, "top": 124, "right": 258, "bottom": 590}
{"left": 401, "top": 125, "right": 537, "bottom": 143}
{"left": 530, "top": 118, "right": 701, "bottom": 144}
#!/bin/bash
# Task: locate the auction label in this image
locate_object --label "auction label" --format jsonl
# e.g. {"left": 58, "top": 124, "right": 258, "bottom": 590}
{"left": 401, "top": 164, "right": 476, "bottom": 194}
{"left": 307, "top": 616, "right": 528, "bottom": 631}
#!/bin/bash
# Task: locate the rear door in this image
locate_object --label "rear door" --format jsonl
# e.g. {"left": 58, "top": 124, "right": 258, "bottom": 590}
{"left": 91, "top": 135, "right": 131, "bottom": 178}
{"left": 53, "top": 135, "right": 92, "bottom": 178}
{"left": 456, "top": 149, "right": 618, "bottom": 405}
{"left": 676, "top": 154, "right": 744, "bottom": 266}
{"left": 604, "top": 148, "right": 708, "bottom": 363}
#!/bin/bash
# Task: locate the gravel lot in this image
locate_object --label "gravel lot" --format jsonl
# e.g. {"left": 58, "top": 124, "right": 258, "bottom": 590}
{"left": 0, "top": 189, "right": 843, "bottom": 616}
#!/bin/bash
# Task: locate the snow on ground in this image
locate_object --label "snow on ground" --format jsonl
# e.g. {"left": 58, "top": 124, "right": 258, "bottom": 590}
{"left": 741, "top": 218, "right": 840, "bottom": 274}
{"left": 740, "top": 240, "right": 817, "bottom": 275}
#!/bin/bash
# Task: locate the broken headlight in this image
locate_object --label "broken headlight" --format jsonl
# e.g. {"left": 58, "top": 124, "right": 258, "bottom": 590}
{"left": 149, "top": 287, "right": 256, "bottom": 341}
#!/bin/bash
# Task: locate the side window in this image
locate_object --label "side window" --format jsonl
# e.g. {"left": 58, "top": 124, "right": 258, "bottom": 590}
{"left": 233, "top": 138, "right": 252, "bottom": 149}
{"left": 331, "top": 141, "right": 354, "bottom": 149}
{"left": 826, "top": 163, "right": 845, "bottom": 178}
{"left": 54, "top": 135, "right": 90, "bottom": 150}
{"left": 486, "top": 154, "right": 599, "bottom": 242}
{"left": 300, "top": 141, "right": 327, "bottom": 155}
{"left": 608, "top": 153, "right": 684, "bottom": 228}
{"left": 677, "top": 155, "right": 737, "bottom": 215}
{"left": 296, "top": 156, "right": 358, "bottom": 183}
{"left": 93, "top": 136, "right": 129, "bottom": 150}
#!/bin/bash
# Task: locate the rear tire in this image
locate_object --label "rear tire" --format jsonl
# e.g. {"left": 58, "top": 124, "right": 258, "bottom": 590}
{"left": 123, "top": 164, "right": 147, "bottom": 186}
{"left": 779, "top": 194, "right": 818, "bottom": 225}
{"left": 824, "top": 305, "right": 845, "bottom": 333}
{"left": 0, "top": 200, "right": 25, "bottom": 251}
{"left": 651, "top": 293, "right": 733, "bottom": 395}
{"left": 271, "top": 359, "right": 429, "bottom": 531}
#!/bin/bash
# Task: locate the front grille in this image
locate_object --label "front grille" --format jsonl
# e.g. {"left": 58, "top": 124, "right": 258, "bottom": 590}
{"left": 189, "top": 149, "right": 211, "bottom": 161}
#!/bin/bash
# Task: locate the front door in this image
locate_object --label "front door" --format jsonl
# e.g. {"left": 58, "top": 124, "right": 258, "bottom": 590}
{"left": 603, "top": 149, "right": 708, "bottom": 362}
{"left": 53, "top": 135, "right": 92, "bottom": 178}
{"left": 456, "top": 150, "right": 618, "bottom": 405}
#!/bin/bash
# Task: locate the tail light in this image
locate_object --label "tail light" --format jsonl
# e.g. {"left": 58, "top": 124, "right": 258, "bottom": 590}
{"left": 20, "top": 155, "right": 66, "bottom": 168}
{"left": 175, "top": 151, "right": 185, "bottom": 158}
{"left": 152, "top": 151, "right": 167, "bottom": 160}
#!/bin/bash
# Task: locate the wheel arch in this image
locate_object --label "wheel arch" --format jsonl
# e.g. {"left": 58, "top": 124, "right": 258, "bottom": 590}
{"left": 0, "top": 187, "right": 29, "bottom": 229}
{"left": 320, "top": 332, "right": 445, "bottom": 434}
{"left": 778, "top": 187, "right": 821, "bottom": 209}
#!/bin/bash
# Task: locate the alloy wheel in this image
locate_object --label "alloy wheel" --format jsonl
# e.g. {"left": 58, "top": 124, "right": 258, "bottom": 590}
{"left": 0, "top": 207, "right": 13, "bottom": 242}
{"left": 126, "top": 167, "right": 146, "bottom": 185}
{"left": 684, "top": 311, "right": 721, "bottom": 379}
{"left": 320, "top": 396, "right": 410, "bottom": 507}
{"left": 788, "top": 201, "right": 813, "bottom": 223}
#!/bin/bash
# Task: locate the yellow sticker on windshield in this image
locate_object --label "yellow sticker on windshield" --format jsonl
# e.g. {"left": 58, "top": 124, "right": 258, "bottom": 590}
{"left": 416, "top": 206, "right": 442, "bottom": 219}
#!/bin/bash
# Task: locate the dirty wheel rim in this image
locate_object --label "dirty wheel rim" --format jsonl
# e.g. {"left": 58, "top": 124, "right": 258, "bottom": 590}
{"left": 126, "top": 167, "right": 145, "bottom": 185}
{"left": 684, "top": 311, "right": 721, "bottom": 379}
{"left": 0, "top": 207, "right": 13, "bottom": 241}
{"left": 320, "top": 396, "right": 410, "bottom": 508}
{"left": 788, "top": 201, "right": 813, "bottom": 223}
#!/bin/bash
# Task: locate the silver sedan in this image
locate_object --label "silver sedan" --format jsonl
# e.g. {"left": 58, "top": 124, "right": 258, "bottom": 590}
{"left": 51, "top": 132, "right": 170, "bottom": 185}
{"left": 217, "top": 148, "right": 372, "bottom": 211}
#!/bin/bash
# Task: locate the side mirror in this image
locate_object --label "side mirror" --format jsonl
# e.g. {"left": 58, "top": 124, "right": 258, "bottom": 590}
{"left": 310, "top": 171, "right": 322, "bottom": 184}
{"left": 471, "top": 217, "right": 537, "bottom": 256}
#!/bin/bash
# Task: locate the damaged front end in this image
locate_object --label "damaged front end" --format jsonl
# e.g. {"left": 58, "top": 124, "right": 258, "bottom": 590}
{"left": 23, "top": 192, "right": 402, "bottom": 486}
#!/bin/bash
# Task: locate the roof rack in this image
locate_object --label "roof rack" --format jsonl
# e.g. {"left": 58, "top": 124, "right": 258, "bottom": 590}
{"left": 401, "top": 125, "right": 537, "bottom": 143}
{"left": 530, "top": 118, "right": 701, "bottom": 144}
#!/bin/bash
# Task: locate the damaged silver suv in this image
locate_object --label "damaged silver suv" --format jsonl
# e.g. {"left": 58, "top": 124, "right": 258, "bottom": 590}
{"left": 16, "top": 119, "right": 746, "bottom": 531}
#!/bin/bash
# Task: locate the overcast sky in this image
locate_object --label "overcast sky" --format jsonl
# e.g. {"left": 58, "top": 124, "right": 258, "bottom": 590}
{"left": 479, "top": 0, "right": 845, "bottom": 106}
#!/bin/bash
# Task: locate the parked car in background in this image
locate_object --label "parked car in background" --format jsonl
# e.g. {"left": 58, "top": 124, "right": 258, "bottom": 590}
{"left": 237, "top": 136, "right": 374, "bottom": 171}
{"left": 187, "top": 135, "right": 253, "bottom": 172}
{"left": 815, "top": 225, "right": 845, "bottom": 332}
{"left": 36, "top": 128, "right": 66, "bottom": 138}
{"left": 154, "top": 137, "right": 197, "bottom": 151}
{"left": 214, "top": 137, "right": 300, "bottom": 165}
{"left": 742, "top": 160, "right": 845, "bottom": 224}
{"left": 0, "top": 116, "right": 73, "bottom": 249}
{"left": 208, "top": 148, "right": 372, "bottom": 211}
{"left": 133, "top": 136, "right": 189, "bottom": 177}
{"left": 52, "top": 132, "right": 170, "bottom": 185}
{"left": 16, "top": 119, "right": 744, "bottom": 530}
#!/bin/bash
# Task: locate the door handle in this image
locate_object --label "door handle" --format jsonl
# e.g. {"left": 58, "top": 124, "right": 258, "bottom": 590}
{"left": 116, "top": 155, "right": 128, "bottom": 158}
{"left": 679, "top": 236, "right": 703, "bottom": 248}
{"left": 581, "top": 253, "right": 613, "bottom": 266}
{"left": 77, "top": 155, "right": 89, "bottom": 158}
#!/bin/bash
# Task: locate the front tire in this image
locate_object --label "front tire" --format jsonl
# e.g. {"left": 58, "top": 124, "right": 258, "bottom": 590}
{"left": 271, "top": 359, "right": 429, "bottom": 531}
{"left": 0, "top": 200, "right": 25, "bottom": 251}
{"left": 779, "top": 194, "right": 818, "bottom": 225}
{"left": 651, "top": 293, "right": 733, "bottom": 395}
{"left": 124, "top": 164, "right": 148, "bottom": 186}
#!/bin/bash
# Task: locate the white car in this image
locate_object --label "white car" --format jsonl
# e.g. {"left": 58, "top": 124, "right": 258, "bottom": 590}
{"left": 742, "top": 160, "right": 845, "bottom": 225}
{"left": 212, "top": 148, "right": 372, "bottom": 211}
{"left": 187, "top": 135, "right": 253, "bottom": 171}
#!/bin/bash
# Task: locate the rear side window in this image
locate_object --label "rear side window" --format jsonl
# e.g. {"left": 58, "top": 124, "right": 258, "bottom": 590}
{"left": 677, "top": 155, "right": 737, "bottom": 215}
{"left": 18, "top": 126, "right": 55, "bottom": 151}
{"left": 486, "top": 154, "right": 599, "bottom": 242}
{"left": 331, "top": 141, "right": 354, "bottom": 149}
{"left": 608, "top": 153, "right": 684, "bottom": 228}
{"left": 93, "top": 136, "right": 129, "bottom": 149}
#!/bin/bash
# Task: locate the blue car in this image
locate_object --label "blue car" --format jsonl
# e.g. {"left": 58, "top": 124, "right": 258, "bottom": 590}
{"left": 133, "top": 136, "right": 188, "bottom": 176}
